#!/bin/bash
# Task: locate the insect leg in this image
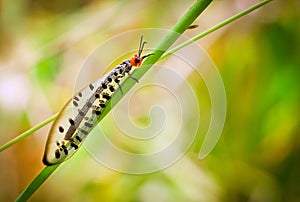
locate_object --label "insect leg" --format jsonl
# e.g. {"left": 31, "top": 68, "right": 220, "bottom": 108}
{"left": 117, "top": 83, "right": 124, "bottom": 94}
{"left": 128, "top": 72, "right": 139, "bottom": 83}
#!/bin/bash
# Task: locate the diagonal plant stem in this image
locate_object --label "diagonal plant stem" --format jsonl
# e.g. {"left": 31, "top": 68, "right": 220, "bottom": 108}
{"left": 161, "top": 0, "right": 273, "bottom": 60}
{"left": 15, "top": 164, "right": 60, "bottom": 202}
{"left": 15, "top": 0, "right": 214, "bottom": 201}
{"left": 0, "top": 113, "right": 58, "bottom": 152}
{"left": 99, "top": 0, "right": 213, "bottom": 118}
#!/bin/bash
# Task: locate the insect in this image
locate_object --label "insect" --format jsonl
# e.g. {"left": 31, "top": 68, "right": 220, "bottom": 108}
{"left": 43, "top": 35, "right": 152, "bottom": 165}
{"left": 188, "top": 24, "right": 199, "bottom": 29}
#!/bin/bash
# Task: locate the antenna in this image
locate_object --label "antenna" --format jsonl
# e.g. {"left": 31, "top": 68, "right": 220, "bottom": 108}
{"left": 138, "top": 35, "right": 147, "bottom": 56}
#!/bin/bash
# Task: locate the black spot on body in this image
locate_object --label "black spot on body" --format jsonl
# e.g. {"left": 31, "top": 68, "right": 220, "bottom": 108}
{"left": 107, "top": 77, "right": 112, "bottom": 82}
{"left": 74, "top": 96, "right": 80, "bottom": 101}
{"left": 71, "top": 142, "right": 79, "bottom": 150}
{"left": 102, "top": 83, "right": 107, "bottom": 89}
{"left": 109, "top": 86, "right": 115, "bottom": 92}
{"left": 81, "top": 129, "right": 89, "bottom": 135}
{"left": 95, "top": 94, "right": 100, "bottom": 98}
{"left": 78, "top": 92, "right": 82, "bottom": 97}
{"left": 114, "top": 72, "right": 118, "bottom": 76}
{"left": 84, "top": 122, "right": 93, "bottom": 128}
{"left": 55, "top": 149, "right": 60, "bottom": 159}
{"left": 114, "top": 78, "right": 120, "bottom": 83}
{"left": 89, "top": 83, "right": 94, "bottom": 90}
{"left": 100, "top": 103, "right": 106, "bottom": 108}
{"left": 58, "top": 126, "right": 64, "bottom": 133}
{"left": 69, "top": 118, "right": 75, "bottom": 125}
{"left": 73, "top": 100, "right": 78, "bottom": 107}
{"left": 63, "top": 148, "right": 68, "bottom": 155}
{"left": 61, "top": 145, "right": 68, "bottom": 155}
{"left": 102, "top": 94, "right": 111, "bottom": 100}
{"left": 93, "top": 110, "right": 101, "bottom": 115}
{"left": 76, "top": 136, "right": 82, "bottom": 142}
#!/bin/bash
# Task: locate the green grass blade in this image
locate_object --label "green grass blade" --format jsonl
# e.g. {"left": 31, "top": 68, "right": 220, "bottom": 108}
{"left": 15, "top": 165, "right": 60, "bottom": 202}
{"left": 0, "top": 113, "right": 58, "bottom": 152}
{"left": 100, "top": 0, "right": 213, "bottom": 117}
{"left": 161, "top": 0, "right": 273, "bottom": 60}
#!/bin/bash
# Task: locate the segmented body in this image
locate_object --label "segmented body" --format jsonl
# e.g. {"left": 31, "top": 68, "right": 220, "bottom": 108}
{"left": 43, "top": 36, "right": 152, "bottom": 165}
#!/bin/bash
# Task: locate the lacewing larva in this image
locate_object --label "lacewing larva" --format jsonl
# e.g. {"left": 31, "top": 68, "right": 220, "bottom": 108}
{"left": 43, "top": 35, "right": 152, "bottom": 165}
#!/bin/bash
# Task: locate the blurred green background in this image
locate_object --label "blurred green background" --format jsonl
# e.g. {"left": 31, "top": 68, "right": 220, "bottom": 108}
{"left": 0, "top": 0, "right": 299, "bottom": 201}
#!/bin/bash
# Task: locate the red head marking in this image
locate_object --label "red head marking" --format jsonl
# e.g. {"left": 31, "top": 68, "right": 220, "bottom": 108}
{"left": 130, "top": 35, "right": 153, "bottom": 67}
{"left": 130, "top": 54, "right": 142, "bottom": 67}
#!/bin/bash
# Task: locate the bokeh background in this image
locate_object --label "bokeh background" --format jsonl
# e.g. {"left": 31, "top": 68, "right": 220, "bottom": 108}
{"left": 0, "top": 0, "right": 299, "bottom": 201}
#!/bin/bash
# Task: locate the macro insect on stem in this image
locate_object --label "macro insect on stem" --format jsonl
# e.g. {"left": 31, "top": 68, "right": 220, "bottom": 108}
{"left": 43, "top": 35, "right": 153, "bottom": 165}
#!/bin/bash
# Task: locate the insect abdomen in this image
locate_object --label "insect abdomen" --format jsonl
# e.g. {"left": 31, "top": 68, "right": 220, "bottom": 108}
{"left": 43, "top": 63, "right": 130, "bottom": 165}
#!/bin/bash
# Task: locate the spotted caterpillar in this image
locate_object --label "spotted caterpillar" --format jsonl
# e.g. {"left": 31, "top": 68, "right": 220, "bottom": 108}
{"left": 43, "top": 36, "right": 152, "bottom": 165}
